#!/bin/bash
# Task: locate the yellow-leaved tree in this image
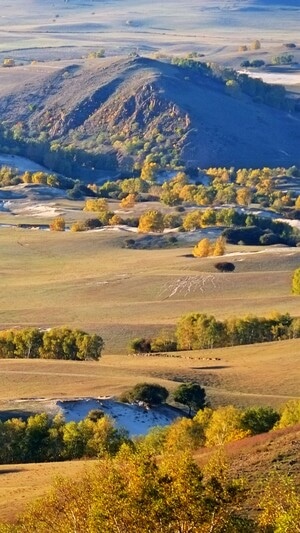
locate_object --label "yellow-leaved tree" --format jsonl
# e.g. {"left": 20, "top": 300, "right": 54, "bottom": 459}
{"left": 212, "top": 236, "right": 226, "bottom": 256}
{"left": 138, "top": 210, "right": 164, "bottom": 233}
{"left": 84, "top": 198, "right": 108, "bottom": 212}
{"left": 50, "top": 216, "right": 65, "bottom": 231}
{"left": 204, "top": 406, "right": 250, "bottom": 446}
{"left": 193, "top": 238, "right": 211, "bottom": 257}
{"left": 120, "top": 193, "right": 136, "bottom": 209}
{"left": 193, "top": 236, "right": 226, "bottom": 257}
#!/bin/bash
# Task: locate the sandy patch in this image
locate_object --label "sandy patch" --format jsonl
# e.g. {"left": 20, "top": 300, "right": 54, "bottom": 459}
{"left": 10, "top": 396, "right": 183, "bottom": 436}
{"left": 239, "top": 69, "right": 300, "bottom": 86}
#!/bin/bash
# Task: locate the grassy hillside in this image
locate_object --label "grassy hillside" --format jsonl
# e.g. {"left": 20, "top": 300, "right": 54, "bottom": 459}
{"left": 0, "top": 57, "right": 299, "bottom": 170}
{"left": 0, "top": 338, "right": 299, "bottom": 411}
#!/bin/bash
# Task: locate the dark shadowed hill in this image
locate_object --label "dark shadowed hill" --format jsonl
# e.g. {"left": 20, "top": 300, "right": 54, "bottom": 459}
{"left": 0, "top": 56, "right": 299, "bottom": 170}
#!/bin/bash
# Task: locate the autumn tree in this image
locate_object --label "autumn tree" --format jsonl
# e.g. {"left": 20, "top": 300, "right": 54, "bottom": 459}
{"left": 182, "top": 210, "right": 202, "bottom": 231}
{"left": 259, "top": 472, "right": 300, "bottom": 533}
{"left": 9, "top": 448, "right": 252, "bottom": 533}
{"left": 236, "top": 187, "right": 252, "bottom": 206}
{"left": 164, "top": 418, "right": 205, "bottom": 452}
{"left": 140, "top": 160, "right": 159, "bottom": 182}
{"left": 205, "top": 406, "right": 249, "bottom": 446}
{"left": 212, "top": 236, "right": 226, "bottom": 256}
{"left": 292, "top": 267, "right": 300, "bottom": 295}
{"left": 275, "top": 399, "right": 300, "bottom": 429}
{"left": 251, "top": 39, "right": 261, "bottom": 50}
{"left": 176, "top": 313, "right": 227, "bottom": 350}
{"left": 50, "top": 216, "right": 65, "bottom": 231}
{"left": 138, "top": 210, "right": 164, "bottom": 233}
{"left": 108, "top": 214, "right": 123, "bottom": 226}
{"left": 120, "top": 193, "right": 136, "bottom": 209}
{"left": 193, "top": 238, "right": 210, "bottom": 257}
{"left": 84, "top": 198, "right": 108, "bottom": 212}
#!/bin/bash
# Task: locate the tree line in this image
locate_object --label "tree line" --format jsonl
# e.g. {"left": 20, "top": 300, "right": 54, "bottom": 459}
{"left": 0, "top": 327, "right": 104, "bottom": 360}
{"left": 70, "top": 195, "right": 299, "bottom": 247}
{"left": 87, "top": 165, "right": 300, "bottom": 213}
{"left": 0, "top": 411, "right": 128, "bottom": 464}
{"left": 129, "top": 312, "right": 300, "bottom": 353}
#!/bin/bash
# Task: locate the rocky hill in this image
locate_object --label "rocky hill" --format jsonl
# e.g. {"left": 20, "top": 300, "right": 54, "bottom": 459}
{"left": 0, "top": 56, "right": 299, "bottom": 172}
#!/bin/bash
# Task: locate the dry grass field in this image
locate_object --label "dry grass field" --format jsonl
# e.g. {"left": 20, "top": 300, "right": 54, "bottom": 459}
{"left": 0, "top": 460, "right": 96, "bottom": 523}
{"left": 0, "top": 0, "right": 299, "bottom": 62}
{"left": 0, "top": 227, "right": 299, "bottom": 353}
{"left": 0, "top": 225, "right": 298, "bottom": 413}
{"left": 0, "top": 339, "right": 299, "bottom": 414}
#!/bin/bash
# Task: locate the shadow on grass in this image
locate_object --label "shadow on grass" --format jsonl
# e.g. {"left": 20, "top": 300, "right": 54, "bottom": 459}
{"left": 0, "top": 468, "right": 26, "bottom": 475}
{"left": 0, "top": 410, "right": 36, "bottom": 422}
{"left": 192, "top": 365, "right": 230, "bottom": 370}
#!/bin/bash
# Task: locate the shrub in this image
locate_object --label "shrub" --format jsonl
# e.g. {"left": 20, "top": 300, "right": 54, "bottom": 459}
{"left": 50, "top": 216, "right": 66, "bottom": 232}
{"left": 214, "top": 262, "right": 235, "bottom": 272}
{"left": 150, "top": 330, "right": 177, "bottom": 352}
{"left": 128, "top": 338, "right": 151, "bottom": 354}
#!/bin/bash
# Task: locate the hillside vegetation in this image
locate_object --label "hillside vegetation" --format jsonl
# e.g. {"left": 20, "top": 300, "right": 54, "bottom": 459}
{"left": 0, "top": 57, "right": 299, "bottom": 174}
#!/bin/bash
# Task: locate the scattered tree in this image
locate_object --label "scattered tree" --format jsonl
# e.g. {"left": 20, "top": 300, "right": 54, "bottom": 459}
{"left": 193, "top": 238, "right": 210, "bottom": 257}
{"left": 292, "top": 268, "right": 300, "bottom": 295}
{"left": 121, "top": 383, "right": 169, "bottom": 406}
{"left": 173, "top": 383, "right": 206, "bottom": 416}
{"left": 138, "top": 210, "right": 164, "bottom": 233}
{"left": 50, "top": 216, "right": 65, "bottom": 231}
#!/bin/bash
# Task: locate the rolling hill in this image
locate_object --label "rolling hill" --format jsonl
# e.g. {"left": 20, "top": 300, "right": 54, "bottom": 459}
{"left": 0, "top": 56, "right": 299, "bottom": 173}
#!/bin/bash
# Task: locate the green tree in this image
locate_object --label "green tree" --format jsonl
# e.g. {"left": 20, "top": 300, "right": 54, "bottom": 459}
{"left": 173, "top": 383, "right": 206, "bottom": 416}
{"left": 127, "top": 337, "right": 151, "bottom": 354}
{"left": 122, "top": 382, "right": 169, "bottom": 406}
{"left": 240, "top": 406, "right": 279, "bottom": 435}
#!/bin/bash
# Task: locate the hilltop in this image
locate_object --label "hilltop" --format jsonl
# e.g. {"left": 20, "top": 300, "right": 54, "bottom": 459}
{"left": 0, "top": 56, "right": 299, "bottom": 172}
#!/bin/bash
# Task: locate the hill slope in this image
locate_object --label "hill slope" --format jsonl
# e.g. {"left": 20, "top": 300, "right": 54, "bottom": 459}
{"left": 0, "top": 57, "right": 299, "bottom": 170}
